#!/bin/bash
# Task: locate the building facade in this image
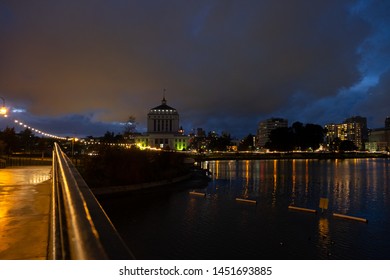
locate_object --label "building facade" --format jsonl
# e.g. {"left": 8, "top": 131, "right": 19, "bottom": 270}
{"left": 325, "top": 122, "right": 362, "bottom": 149}
{"left": 325, "top": 117, "right": 364, "bottom": 150}
{"left": 147, "top": 97, "right": 180, "bottom": 133}
{"left": 366, "top": 117, "right": 390, "bottom": 152}
{"left": 344, "top": 116, "right": 368, "bottom": 144}
{"left": 256, "top": 118, "right": 288, "bottom": 148}
{"left": 366, "top": 128, "right": 390, "bottom": 151}
{"left": 135, "top": 97, "right": 189, "bottom": 150}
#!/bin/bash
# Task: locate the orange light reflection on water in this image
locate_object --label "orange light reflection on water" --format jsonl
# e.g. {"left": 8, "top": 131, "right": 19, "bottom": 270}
{"left": 291, "top": 159, "right": 296, "bottom": 205}
{"left": 318, "top": 217, "right": 331, "bottom": 255}
{"left": 305, "top": 159, "right": 309, "bottom": 194}
{"left": 272, "top": 160, "right": 277, "bottom": 206}
{"left": 0, "top": 167, "right": 51, "bottom": 220}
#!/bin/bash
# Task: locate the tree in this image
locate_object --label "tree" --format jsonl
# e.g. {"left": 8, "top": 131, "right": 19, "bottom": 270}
{"left": 123, "top": 115, "right": 137, "bottom": 136}
{"left": 19, "top": 128, "right": 36, "bottom": 153}
{"left": 0, "top": 127, "right": 18, "bottom": 154}
{"left": 102, "top": 131, "right": 116, "bottom": 142}
{"left": 238, "top": 134, "right": 255, "bottom": 151}
{"left": 266, "top": 127, "right": 294, "bottom": 151}
{"left": 207, "top": 131, "right": 232, "bottom": 151}
{"left": 0, "top": 140, "right": 6, "bottom": 155}
{"left": 300, "top": 123, "right": 325, "bottom": 151}
{"left": 329, "top": 137, "right": 342, "bottom": 151}
{"left": 265, "top": 122, "right": 325, "bottom": 151}
{"left": 339, "top": 140, "right": 357, "bottom": 151}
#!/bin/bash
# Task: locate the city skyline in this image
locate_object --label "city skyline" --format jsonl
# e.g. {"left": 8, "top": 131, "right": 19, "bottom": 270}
{"left": 1, "top": 0, "right": 390, "bottom": 138}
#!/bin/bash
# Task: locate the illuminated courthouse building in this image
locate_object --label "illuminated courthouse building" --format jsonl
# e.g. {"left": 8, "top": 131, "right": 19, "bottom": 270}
{"left": 256, "top": 118, "right": 288, "bottom": 148}
{"left": 134, "top": 97, "right": 189, "bottom": 150}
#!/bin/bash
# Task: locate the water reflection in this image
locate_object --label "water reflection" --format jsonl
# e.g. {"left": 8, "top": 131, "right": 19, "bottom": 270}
{"left": 0, "top": 167, "right": 51, "bottom": 218}
{"left": 272, "top": 160, "right": 277, "bottom": 206}
{"left": 291, "top": 159, "right": 296, "bottom": 205}
{"left": 0, "top": 166, "right": 51, "bottom": 186}
{"left": 203, "top": 159, "right": 390, "bottom": 217}
{"left": 0, "top": 166, "right": 51, "bottom": 224}
{"left": 103, "top": 158, "right": 390, "bottom": 259}
{"left": 318, "top": 217, "right": 331, "bottom": 257}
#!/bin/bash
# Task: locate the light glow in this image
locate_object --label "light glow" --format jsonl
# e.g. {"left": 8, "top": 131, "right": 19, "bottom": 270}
{"left": 0, "top": 107, "right": 7, "bottom": 116}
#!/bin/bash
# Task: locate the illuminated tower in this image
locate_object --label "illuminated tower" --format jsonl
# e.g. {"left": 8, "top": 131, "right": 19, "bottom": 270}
{"left": 147, "top": 97, "right": 180, "bottom": 133}
{"left": 135, "top": 92, "right": 189, "bottom": 150}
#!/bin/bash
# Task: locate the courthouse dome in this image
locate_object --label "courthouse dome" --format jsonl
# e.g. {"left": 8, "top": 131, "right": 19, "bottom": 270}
{"left": 149, "top": 97, "right": 178, "bottom": 113}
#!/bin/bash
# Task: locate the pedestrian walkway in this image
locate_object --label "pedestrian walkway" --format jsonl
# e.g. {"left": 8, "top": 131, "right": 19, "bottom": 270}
{"left": 0, "top": 166, "right": 52, "bottom": 260}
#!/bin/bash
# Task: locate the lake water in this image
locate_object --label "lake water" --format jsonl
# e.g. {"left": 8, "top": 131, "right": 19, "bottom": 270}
{"left": 100, "top": 158, "right": 390, "bottom": 260}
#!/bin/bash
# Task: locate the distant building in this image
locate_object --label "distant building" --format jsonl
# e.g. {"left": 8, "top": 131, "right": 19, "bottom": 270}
{"left": 325, "top": 116, "right": 367, "bottom": 150}
{"left": 366, "top": 128, "right": 390, "bottom": 151}
{"left": 256, "top": 118, "right": 288, "bottom": 148}
{"left": 134, "top": 96, "right": 189, "bottom": 150}
{"left": 325, "top": 120, "right": 363, "bottom": 150}
{"left": 324, "top": 123, "right": 337, "bottom": 145}
{"left": 188, "top": 128, "right": 206, "bottom": 151}
{"left": 229, "top": 138, "right": 240, "bottom": 152}
{"left": 344, "top": 116, "right": 368, "bottom": 144}
{"left": 366, "top": 117, "right": 390, "bottom": 152}
{"left": 196, "top": 128, "right": 206, "bottom": 137}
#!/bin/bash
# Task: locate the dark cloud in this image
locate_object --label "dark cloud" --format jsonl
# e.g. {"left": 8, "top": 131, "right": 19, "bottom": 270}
{"left": 0, "top": 0, "right": 386, "bottom": 137}
{"left": 356, "top": 69, "right": 390, "bottom": 127}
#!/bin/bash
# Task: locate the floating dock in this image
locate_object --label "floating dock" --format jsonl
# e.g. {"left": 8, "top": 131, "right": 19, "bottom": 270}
{"left": 189, "top": 191, "right": 206, "bottom": 197}
{"left": 235, "top": 198, "right": 257, "bottom": 204}
{"left": 288, "top": 205, "right": 317, "bottom": 214}
{"left": 333, "top": 213, "right": 368, "bottom": 223}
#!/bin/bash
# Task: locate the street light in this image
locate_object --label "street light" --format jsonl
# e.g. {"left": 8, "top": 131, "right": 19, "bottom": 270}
{"left": 0, "top": 96, "right": 8, "bottom": 117}
{"left": 71, "top": 137, "right": 79, "bottom": 159}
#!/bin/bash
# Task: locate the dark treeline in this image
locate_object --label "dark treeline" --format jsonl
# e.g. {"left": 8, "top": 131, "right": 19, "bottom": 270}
{"left": 189, "top": 131, "right": 233, "bottom": 152}
{"left": 78, "top": 145, "right": 191, "bottom": 188}
{"left": 265, "top": 122, "right": 326, "bottom": 151}
{"left": 0, "top": 127, "right": 54, "bottom": 156}
{"left": 238, "top": 134, "right": 256, "bottom": 151}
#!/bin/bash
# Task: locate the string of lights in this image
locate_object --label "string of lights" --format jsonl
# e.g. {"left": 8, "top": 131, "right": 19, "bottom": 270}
{"left": 11, "top": 118, "right": 135, "bottom": 148}
{"left": 13, "top": 119, "right": 68, "bottom": 140}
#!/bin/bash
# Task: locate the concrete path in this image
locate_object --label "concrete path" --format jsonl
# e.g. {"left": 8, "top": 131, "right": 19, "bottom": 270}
{"left": 0, "top": 166, "right": 52, "bottom": 260}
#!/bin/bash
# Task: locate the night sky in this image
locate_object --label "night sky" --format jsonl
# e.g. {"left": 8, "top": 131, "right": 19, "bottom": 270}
{"left": 1, "top": 0, "right": 389, "bottom": 138}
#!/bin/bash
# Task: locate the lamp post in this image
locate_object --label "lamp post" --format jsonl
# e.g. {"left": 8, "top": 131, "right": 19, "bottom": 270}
{"left": 71, "top": 137, "right": 79, "bottom": 160}
{"left": 0, "top": 96, "right": 8, "bottom": 117}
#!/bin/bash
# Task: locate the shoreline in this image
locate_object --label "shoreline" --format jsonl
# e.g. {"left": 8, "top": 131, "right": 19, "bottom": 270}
{"left": 92, "top": 168, "right": 210, "bottom": 197}
{"left": 190, "top": 151, "right": 390, "bottom": 161}
{"left": 91, "top": 152, "right": 388, "bottom": 196}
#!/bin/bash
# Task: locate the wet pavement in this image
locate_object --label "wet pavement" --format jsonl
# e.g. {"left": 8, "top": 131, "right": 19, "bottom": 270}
{"left": 0, "top": 166, "right": 52, "bottom": 260}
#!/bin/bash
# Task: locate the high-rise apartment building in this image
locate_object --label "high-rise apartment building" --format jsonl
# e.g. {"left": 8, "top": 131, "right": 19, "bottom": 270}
{"left": 325, "top": 117, "right": 364, "bottom": 149}
{"left": 344, "top": 116, "right": 368, "bottom": 144}
{"left": 257, "top": 118, "right": 288, "bottom": 148}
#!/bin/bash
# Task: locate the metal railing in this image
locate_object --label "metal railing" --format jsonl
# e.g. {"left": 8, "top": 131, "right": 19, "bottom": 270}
{"left": 49, "top": 142, "right": 135, "bottom": 259}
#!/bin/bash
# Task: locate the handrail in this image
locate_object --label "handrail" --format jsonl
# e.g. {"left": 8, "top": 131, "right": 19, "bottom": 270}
{"left": 49, "top": 142, "right": 135, "bottom": 259}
